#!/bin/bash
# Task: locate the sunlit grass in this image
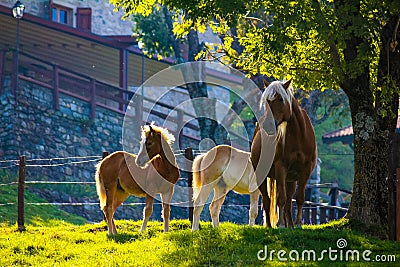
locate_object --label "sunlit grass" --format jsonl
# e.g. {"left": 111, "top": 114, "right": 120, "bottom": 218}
{"left": 0, "top": 219, "right": 398, "bottom": 266}
{"left": 0, "top": 184, "right": 86, "bottom": 226}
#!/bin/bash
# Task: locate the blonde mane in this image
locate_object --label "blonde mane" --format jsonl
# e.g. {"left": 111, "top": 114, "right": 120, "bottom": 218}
{"left": 260, "top": 80, "right": 293, "bottom": 113}
{"left": 141, "top": 122, "right": 175, "bottom": 145}
{"left": 260, "top": 80, "right": 293, "bottom": 147}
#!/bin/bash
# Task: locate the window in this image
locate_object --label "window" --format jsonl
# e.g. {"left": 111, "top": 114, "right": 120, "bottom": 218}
{"left": 76, "top": 8, "right": 92, "bottom": 32}
{"left": 50, "top": 4, "right": 72, "bottom": 26}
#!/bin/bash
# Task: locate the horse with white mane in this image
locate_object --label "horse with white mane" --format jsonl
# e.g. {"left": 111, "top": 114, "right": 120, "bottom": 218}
{"left": 191, "top": 145, "right": 261, "bottom": 231}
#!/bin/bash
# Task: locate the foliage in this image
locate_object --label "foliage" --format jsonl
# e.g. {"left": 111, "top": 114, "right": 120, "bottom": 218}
{"left": 0, "top": 219, "right": 399, "bottom": 266}
{"left": 111, "top": 0, "right": 399, "bottom": 101}
{"left": 132, "top": 4, "right": 176, "bottom": 58}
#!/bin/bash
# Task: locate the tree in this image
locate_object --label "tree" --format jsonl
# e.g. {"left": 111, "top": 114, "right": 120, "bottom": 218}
{"left": 124, "top": 3, "right": 262, "bottom": 146}
{"left": 111, "top": 0, "right": 400, "bottom": 233}
{"left": 129, "top": 5, "right": 221, "bottom": 145}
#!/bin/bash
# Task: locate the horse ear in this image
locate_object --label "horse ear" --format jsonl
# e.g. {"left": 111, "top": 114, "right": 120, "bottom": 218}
{"left": 262, "top": 79, "right": 271, "bottom": 89}
{"left": 283, "top": 78, "right": 292, "bottom": 90}
{"left": 149, "top": 125, "right": 154, "bottom": 133}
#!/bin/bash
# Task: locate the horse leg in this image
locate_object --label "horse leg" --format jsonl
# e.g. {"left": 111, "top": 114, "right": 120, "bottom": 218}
{"left": 276, "top": 177, "right": 287, "bottom": 227}
{"left": 295, "top": 179, "right": 307, "bottom": 226}
{"left": 103, "top": 204, "right": 117, "bottom": 235}
{"left": 102, "top": 182, "right": 118, "bottom": 235}
{"left": 259, "top": 179, "right": 271, "bottom": 227}
{"left": 192, "top": 181, "right": 215, "bottom": 231}
{"left": 109, "top": 188, "right": 129, "bottom": 234}
{"left": 209, "top": 181, "right": 227, "bottom": 228}
{"left": 161, "top": 188, "right": 174, "bottom": 232}
{"left": 249, "top": 190, "right": 260, "bottom": 226}
{"left": 284, "top": 181, "right": 296, "bottom": 228}
{"left": 140, "top": 194, "right": 154, "bottom": 232}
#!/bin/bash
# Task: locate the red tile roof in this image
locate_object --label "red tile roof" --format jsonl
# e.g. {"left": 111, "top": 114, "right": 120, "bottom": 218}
{"left": 322, "top": 115, "right": 400, "bottom": 145}
{"left": 323, "top": 125, "right": 353, "bottom": 139}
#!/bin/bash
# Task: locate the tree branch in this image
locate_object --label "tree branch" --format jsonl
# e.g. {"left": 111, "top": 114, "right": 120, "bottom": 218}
{"left": 162, "top": 5, "right": 183, "bottom": 62}
{"left": 312, "top": 0, "right": 343, "bottom": 74}
{"left": 289, "top": 66, "right": 341, "bottom": 85}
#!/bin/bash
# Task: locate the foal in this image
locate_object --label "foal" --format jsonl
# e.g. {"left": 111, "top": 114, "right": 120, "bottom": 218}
{"left": 95, "top": 124, "right": 180, "bottom": 235}
{"left": 191, "top": 145, "right": 261, "bottom": 231}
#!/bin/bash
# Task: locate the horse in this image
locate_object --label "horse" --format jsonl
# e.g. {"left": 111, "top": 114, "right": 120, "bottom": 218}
{"left": 251, "top": 79, "right": 317, "bottom": 228}
{"left": 95, "top": 123, "right": 180, "bottom": 235}
{"left": 191, "top": 144, "right": 261, "bottom": 231}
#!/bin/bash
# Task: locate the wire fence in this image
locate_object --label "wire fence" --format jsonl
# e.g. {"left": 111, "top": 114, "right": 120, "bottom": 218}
{"left": 0, "top": 149, "right": 351, "bottom": 231}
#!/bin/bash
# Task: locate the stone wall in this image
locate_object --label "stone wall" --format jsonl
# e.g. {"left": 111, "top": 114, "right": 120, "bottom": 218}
{"left": 0, "top": 73, "right": 258, "bottom": 225}
{"left": 1, "top": 77, "right": 125, "bottom": 179}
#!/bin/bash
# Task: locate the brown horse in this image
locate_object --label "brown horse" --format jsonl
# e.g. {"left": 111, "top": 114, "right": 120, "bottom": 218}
{"left": 251, "top": 79, "right": 317, "bottom": 228}
{"left": 95, "top": 123, "right": 180, "bottom": 235}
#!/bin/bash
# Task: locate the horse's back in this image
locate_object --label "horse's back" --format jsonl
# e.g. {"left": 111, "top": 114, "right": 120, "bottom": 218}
{"left": 99, "top": 151, "right": 149, "bottom": 196}
{"left": 214, "top": 145, "right": 256, "bottom": 194}
{"left": 97, "top": 152, "right": 127, "bottom": 178}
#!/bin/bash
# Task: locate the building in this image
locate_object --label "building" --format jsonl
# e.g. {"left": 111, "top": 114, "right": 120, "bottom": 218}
{"left": 322, "top": 116, "right": 400, "bottom": 149}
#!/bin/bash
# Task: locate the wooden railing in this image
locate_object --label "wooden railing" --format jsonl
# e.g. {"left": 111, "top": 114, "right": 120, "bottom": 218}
{"left": 5, "top": 51, "right": 250, "bottom": 147}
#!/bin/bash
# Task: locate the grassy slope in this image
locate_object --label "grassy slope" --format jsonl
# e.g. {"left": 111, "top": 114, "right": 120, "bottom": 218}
{"left": 0, "top": 171, "right": 86, "bottom": 226}
{"left": 0, "top": 219, "right": 398, "bottom": 266}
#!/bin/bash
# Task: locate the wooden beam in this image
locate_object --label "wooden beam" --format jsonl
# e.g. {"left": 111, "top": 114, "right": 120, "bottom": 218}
{"left": 53, "top": 65, "right": 60, "bottom": 110}
{"left": 0, "top": 51, "right": 4, "bottom": 93}
{"left": 90, "top": 78, "right": 96, "bottom": 120}
{"left": 119, "top": 49, "right": 128, "bottom": 111}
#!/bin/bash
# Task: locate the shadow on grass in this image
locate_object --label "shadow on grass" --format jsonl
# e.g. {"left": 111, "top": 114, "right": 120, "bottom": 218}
{"left": 159, "top": 219, "right": 400, "bottom": 266}
{"left": 161, "top": 223, "right": 272, "bottom": 266}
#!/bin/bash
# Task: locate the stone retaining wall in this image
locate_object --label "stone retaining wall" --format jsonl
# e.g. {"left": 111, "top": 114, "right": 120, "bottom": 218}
{"left": 0, "top": 75, "right": 258, "bottom": 224}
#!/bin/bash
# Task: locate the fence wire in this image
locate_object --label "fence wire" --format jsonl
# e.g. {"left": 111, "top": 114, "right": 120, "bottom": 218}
{"left": 24, "top": 158, "right": 101, "bottom": 167}
{"left": 0, "top": 152, "right": 350, "bottom": 222}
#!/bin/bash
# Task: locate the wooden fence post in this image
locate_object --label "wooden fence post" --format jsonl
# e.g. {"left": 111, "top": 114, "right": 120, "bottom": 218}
{"left": 11, "top": 50, "right": 17, "bottom": 95}
{"left": 311, "top": 206, "right": 317, "bottom": 224}
{"left": 0, "top": 51, "right": 5, "bottom": 94}
{"left": 17, "top": 155, "right": 26, "bottom": 232}
{"left": 303, "top": 187, "right": 312, "bottom": 224}
{"left": 185, "top": 147, "right": 194, "bottom": 224}
{"left": 53, "top": 64, "right": 60, "bottom": 110}
{"left": 90, "top": 78, "right": 96, "bottom": 121}
{"left": 135, "top": 94, "right": 143, "bottom": 137}
{"left": 177, "top": 109, "right": 184, "bottom": 149}
{"left": 320, "top": 207, "right": 327, "bottom": 224}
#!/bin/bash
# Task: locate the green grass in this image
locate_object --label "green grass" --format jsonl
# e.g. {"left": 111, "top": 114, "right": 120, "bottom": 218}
{"left": 0, "top": 219, "right": 398, "bottom": 266}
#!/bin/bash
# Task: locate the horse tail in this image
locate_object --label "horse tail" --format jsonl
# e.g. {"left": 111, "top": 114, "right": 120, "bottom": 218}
{"left": 192, "top": 153, "right": 205, "bottom": 202}
{"left": 95, "top": 161, "right": 107, "bottom": 209}
{"left": 268, "top": 178, "right": 279, "bottom": 227}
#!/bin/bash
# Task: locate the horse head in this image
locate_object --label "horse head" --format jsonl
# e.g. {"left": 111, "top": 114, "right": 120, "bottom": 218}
{"left": 136, "top": 123, "right": 175, "bottom": 168}
{"left": 261, "top": 79, "right": 293, "bottom": 127}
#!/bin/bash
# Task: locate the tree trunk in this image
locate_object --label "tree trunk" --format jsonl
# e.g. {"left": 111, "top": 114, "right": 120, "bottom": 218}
{"left": 163, "top": 6, "right": 226, "bottom": 146}
{"left": 333, "top": 1, "right": 398, "bottom": 235}
{"left": 346, "top": 96, "right": 391, "bottom": 230}
{"left": 344, "top": 15, "right": 399, "bottom": 233}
